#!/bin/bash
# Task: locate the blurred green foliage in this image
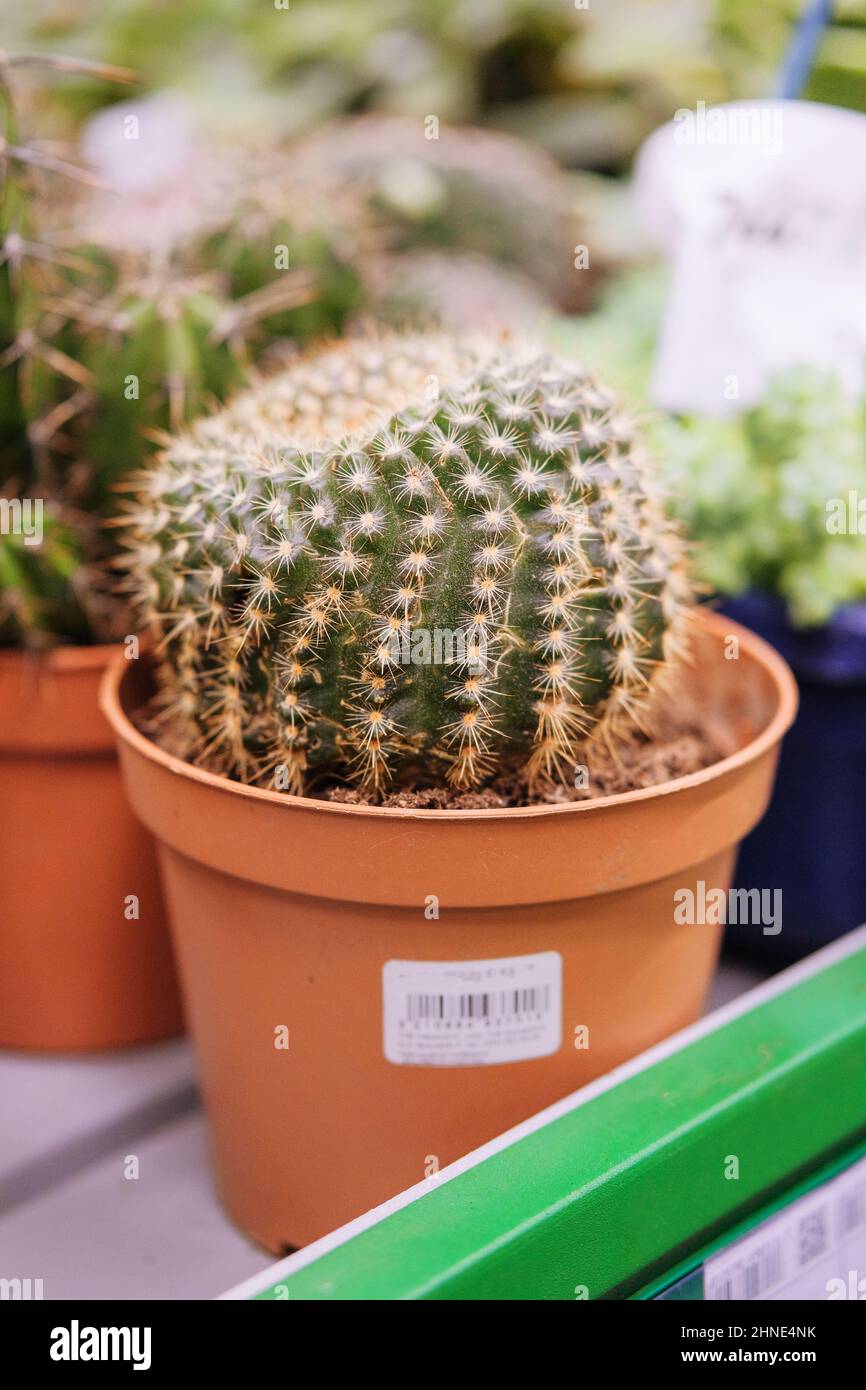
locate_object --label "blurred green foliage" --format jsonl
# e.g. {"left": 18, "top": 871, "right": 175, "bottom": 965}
{"left": 554, "top": 270, "right": 866, "bottom": 627}
{"left": 14, "top": 0, "right": 866, "bottom": 168}
{"left": 0, "top": 0, "right": 817, "bottom": 164}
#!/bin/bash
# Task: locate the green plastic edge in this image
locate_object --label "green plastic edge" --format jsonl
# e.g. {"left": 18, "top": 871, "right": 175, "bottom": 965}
{"left": 635, "top": 1135, "right": 866, "bottom": 1299}
{"left": 253, "top": 944, "right": 866, "bottom": 1300}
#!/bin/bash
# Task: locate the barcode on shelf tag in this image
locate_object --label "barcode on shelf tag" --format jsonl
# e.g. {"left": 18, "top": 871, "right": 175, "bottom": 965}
{"left": 382, "top": 952, "right": 562, "bottom": 1067}
{"left": 704, "top": 1151, "right": 866, "bottom": 1300}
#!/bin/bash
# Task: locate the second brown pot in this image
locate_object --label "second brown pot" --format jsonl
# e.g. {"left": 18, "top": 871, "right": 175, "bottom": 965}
{"left": 102, "top": 609, "right": 796, "bottom": 1250}
{"left": 0, "top": 645, "right": 183, "bottom": 1050}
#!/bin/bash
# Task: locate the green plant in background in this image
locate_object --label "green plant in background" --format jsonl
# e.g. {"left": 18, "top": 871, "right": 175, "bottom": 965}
{"left": 554, "top": 269, "right": 866, "bottom": 627}
{"left": 7, "top": 0, "right": 694, "bottom": 159}
{"left": 0, "top": 60, "right": 33, "bottom": 495}
{"left": 122, "top": 333, "right": 690, "bottom": 795}
{"left": 0, "top": 51, "right": 135, "bottom": 646}
{"left": 18, "top": 0, "right": 866, "bottom": 171}
{"left": 661, "top": 372, "right": 866, "bottom": 627}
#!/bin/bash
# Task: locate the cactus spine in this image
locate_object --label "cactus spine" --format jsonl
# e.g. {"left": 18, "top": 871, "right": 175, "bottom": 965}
{"left": 125, "top": 334, "right": 690, "bottom": 795}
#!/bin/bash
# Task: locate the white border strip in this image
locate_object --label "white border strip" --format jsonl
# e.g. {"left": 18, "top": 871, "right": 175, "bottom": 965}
{"left": 220, "top": 925, "right": 866, "bottom": 1299}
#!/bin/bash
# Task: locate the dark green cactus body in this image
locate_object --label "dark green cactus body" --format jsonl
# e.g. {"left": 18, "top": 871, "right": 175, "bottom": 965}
{"left": 127, "top": 335, "right": 689, "bottom": 794}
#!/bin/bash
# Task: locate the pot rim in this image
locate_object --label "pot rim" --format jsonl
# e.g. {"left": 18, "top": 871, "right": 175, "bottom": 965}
{"left": 0, "top": 642, "right": 117, "bottom": 675}
{"left": 99, "top": 607, "right": 798, "bottom": 823}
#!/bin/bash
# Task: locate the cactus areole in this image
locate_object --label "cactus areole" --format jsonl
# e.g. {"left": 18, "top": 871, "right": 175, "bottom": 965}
{"left": 125, "top": 335, "right": 691, "bottom": 796}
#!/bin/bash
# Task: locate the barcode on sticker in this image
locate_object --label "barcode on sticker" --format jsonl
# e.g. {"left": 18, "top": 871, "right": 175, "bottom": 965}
{"left": 383, "top": 952, "right": 562, "bottom": 1067}
{"left": 797, "top": 1209, "right": 829, "bottom": 1267}
{"left": 404, "top": 985, "right": 552, "bottom": 1024}
{"left": 707, "top": 1242, "right": 783, "bottom": 1301}
{"left": 745, "top": 1244, "right": 783, "bottom": 1298}
{"left": 705, "top": 1151, "right": 866, "bottom": 1300}
{"left": 837, "top": 1181, "right": 866, "bottom": 1237}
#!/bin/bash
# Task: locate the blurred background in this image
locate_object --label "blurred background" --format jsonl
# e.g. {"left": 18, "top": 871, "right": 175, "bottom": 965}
{"left": 10, "top": 1, "right": 866, "bottom": 278}
{"left": 10, "top": 0, "right": 866, "bottom": 159}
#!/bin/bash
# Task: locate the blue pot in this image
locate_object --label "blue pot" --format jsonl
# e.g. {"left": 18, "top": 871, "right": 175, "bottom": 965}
{"left": 717, "top": 593, "right": 866, "bottom": 963}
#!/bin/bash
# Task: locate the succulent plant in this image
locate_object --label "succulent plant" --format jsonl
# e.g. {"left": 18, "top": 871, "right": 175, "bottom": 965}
{"left": 124, "top": 333, "right": 690, "bottom": 796}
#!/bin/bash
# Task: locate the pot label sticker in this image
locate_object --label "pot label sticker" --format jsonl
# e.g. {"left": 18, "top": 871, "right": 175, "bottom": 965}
{"left": 382, "top": 952, "right": 562, "bottom": 1067}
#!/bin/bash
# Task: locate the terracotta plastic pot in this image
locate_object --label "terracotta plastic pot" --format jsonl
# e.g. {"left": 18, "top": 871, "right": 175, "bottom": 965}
{"left": 0, "top": 645, "right": 183, "bottom": 1050}
{"left": 102, "top": 609, "right": 796, "bottom": 1250}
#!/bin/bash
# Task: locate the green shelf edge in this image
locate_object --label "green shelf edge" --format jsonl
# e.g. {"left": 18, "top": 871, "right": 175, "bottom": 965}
{"left": 226, "top": 927, "right": 866, "bottom": 1301}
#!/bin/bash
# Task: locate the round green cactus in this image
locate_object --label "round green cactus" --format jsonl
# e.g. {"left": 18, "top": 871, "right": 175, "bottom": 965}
{"left": 125, "top": 334, "right": 690, "bottom": 795}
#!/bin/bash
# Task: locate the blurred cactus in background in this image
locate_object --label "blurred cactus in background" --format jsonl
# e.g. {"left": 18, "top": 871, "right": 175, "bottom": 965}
{"left": 28, "top": 96, "right": 373, "bottom": 510}
{"left": 2, "top": 77, "right": 374, "bottom": 648}
{"left": 363, "top": 251, "right": 549, "bottom": 334}
{"left": 0, "top": 50, "right": 136, "bottom": 646}
{"left": 291, "top": 116, "right": 583, "bottom": 310}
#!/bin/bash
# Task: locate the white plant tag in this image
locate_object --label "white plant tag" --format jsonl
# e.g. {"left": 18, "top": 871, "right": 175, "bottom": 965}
{"left": 382, "top": 952, "right": 562, "bottom": 1067}
{"left": 704, "top": 1151, "right": 866, "bottom": 1300}
{"left": 633, "top": 100, "right": 866, "bottom": 415}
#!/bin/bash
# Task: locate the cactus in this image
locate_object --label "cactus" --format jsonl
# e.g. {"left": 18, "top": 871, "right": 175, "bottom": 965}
{"left": 124, "top": 333, "right": 690, "bottom": 796}
{"left": 293, "top": 116, "right": 583, "bottom": 311}
{"left": 1, "top": 91, "right": 374, "bottom": 647}
{"left": 0, "top": 52, "right": 131, "bottom": 647}
{"left": 27, "top": 104, "right": 371, "bottom": 514}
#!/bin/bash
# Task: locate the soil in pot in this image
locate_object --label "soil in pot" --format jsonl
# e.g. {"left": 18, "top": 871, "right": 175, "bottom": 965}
{"left": 0, "top": 645, "right": 183, "bottom": 1050}
{"left": 321, "top": 687, "right": 736, "bottom": 807}
{"left": 102, "top": 609, "right": 796, "bottom": 1249}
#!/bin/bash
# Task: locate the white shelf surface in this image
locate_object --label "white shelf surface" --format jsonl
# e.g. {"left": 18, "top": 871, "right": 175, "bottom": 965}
{"left": 0, "top": 1038, "right": 196, "bottom": 1210}
{"left": 0, "top": 957, "right": 770, "bottom": 1300}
